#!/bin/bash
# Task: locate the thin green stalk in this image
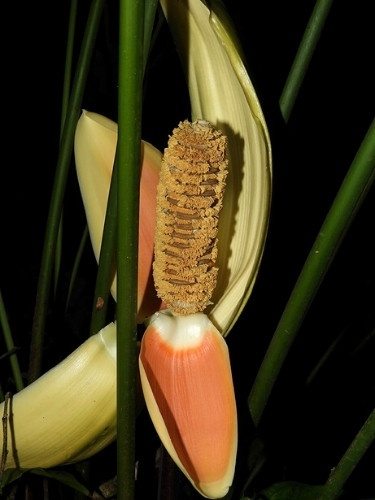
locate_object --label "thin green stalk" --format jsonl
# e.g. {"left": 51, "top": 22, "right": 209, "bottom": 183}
{"left": 54, "top": 219, "right": 63, "bottom": 297}
{"left": 60, "top": 0, "right": 78, "bottom": 133}
{"left": 279, "top": 0, "right": 334, "bottom": 122}
{"left": 318, "top": 408, "right": 375, "bottom": 500}
{"left": 89, "top": 159, "right": 118, "bottom": 336}
{"left": 66, "top": 225, "right": 89, "bottom": 311}
{"left": 248, "top": 118, "right": 375, "bottom": 426}
{"left": 117, "top": 1, "right": 144, "bottom": 499}
{"left": 0, "top": 290, "right": 24, "bottom": 392}
{"left": 27, "top": 0, "right": 105, "bottom": 384}
{"left": 143, "top": 0, "right": 159, "bottom": 72}
{"left": 54, "top": 0, "right": 79, "bottom": 297}
{"left": 305, "top": 328, "right": 346, "bottom": 386}
{"left": 351, "top": 327, "right": 375, "bottom": 357}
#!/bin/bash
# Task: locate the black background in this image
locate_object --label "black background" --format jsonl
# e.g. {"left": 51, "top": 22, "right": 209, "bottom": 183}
{"left": 1, "top": 1, "right": 374, "bottom": 499}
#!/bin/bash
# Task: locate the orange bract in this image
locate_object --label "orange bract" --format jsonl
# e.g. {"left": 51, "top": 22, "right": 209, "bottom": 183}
{"left": 139, "top": 312, "right": 237, "bottom": 498}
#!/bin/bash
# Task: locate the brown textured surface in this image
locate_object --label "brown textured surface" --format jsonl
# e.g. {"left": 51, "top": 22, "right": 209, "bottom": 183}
{"left": 153, "top": 120, "right": 228, "bottom": 314}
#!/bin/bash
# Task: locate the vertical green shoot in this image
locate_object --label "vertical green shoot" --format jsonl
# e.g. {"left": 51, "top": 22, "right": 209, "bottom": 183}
{"left": 279, "top": 0, "right": 334, "bottom": 121}
{"left": 27, "top": 0, "right": 104, "bottom": 383}
{"left": 0, "top": 290, "right": 24, "bottom": 392}
{"left": 54, "top": 0, "right": 79, "bottom": 297}
{"left": 116, "top": 1, "right": 144, "bottom": 499}
{"left": 249, "top": 118, "right": 375, "bottom": 426}
{"left": 319, "top": 408, "right": 375, "bottom": 500}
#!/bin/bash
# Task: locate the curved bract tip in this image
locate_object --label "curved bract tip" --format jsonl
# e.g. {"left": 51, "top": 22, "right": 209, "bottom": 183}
{"left": 74, "top": 110, "right": 162, "bottom": 322}
{"left": 0, "top": 323, "right": 117, "bottom": 470}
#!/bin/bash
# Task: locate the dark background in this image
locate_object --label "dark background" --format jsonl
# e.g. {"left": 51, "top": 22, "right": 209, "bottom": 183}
{"left": 1, "top": 1, "right": 374, "bottom": 498}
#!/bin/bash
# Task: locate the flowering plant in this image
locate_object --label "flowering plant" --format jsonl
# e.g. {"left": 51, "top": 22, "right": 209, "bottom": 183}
{"left": 1, "top": 1, "right": 374, "bottom": 499}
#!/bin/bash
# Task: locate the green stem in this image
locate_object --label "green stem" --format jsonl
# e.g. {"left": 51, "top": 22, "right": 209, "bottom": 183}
{"left": 305, "top": 328, "right": 346, "bottom": 386}
{"left": 89, "top": 159, "right": 118, "bottom": 336}
{"left": 318, "top": 408, "right": 375, "bottom": 500}
{"left": 54, "top": 0, "right": 79, "bottom": 297}
{"left": 0, "top": 290, "right": 24, "bottom": 392}
{"left": 27, "top": 0, "right": 104, "bottom": 384}
{"left": 60, "top": 0, "right": 78, "bottom": 134}
{"left": 54, "top": 217, "right": 63, "bottom": 297}
{"left": 143, "top": 0, "right": 159, "bottom": 72}
{"left": 248, "top": 118, "right": 375, "bottom": 426}
{"left": 116, "top": 0, "right": 144, "bottom": 498}
{"left": 279, "top": 0, "right": 334, "bottom": 122}
{"left": 66, "top": 225, "right": 89, "bottom": 312}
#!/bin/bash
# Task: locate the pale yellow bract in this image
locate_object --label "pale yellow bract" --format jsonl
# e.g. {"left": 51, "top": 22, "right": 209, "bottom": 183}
{"left": 160, "top": 0, "right": 272, "bottom": 335}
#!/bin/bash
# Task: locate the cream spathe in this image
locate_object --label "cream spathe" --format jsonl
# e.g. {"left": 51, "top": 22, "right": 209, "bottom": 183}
{"left": 160, "top": 0, "right": 272, "bottom": 335}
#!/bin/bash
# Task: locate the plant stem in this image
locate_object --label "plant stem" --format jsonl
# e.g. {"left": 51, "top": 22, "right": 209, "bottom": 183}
{"left": 143, "top": 0, "right": 159, "bottom": 72}
{"left": 89, "top": 158, "right": 118, "bottom": 336}
{"left": 116, "top": 0, "right": 144, "bottom": 499}
{"left": 0, "top": 291, "right": 24, "bottom": 392}
{"left": 66, "top": 225, "right": 89, "bottom": 312}
{"left": 27, "top": 0, "right": 104, "bottom": 383}
{"left": 279, "top": 0, "right": 334, "bottom": 122}
{"left": 248, "top": 118, "right": 375, "bottom": 426}
{"left": 54, "top": 0, "right": 79, "bottom": 297}
{"left": 60, "top": 0, "right": 78, "bottom": 134}
{"left": 318, "top": 408, "right": 375, "bottom": 500}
